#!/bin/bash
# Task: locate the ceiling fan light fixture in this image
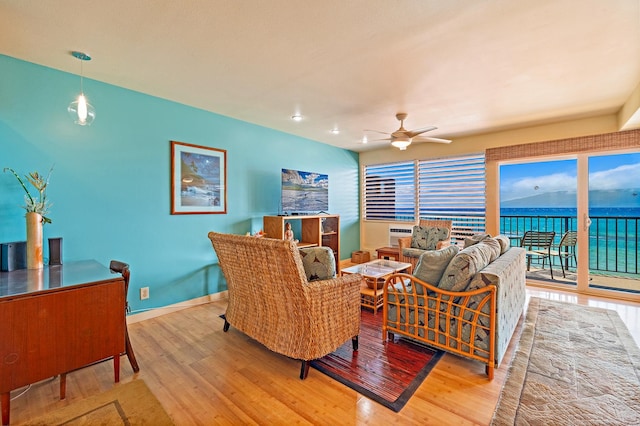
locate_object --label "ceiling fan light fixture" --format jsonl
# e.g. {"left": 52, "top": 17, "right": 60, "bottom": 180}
{"left": 391, "top": 138, "right": 411, "bottom": 150}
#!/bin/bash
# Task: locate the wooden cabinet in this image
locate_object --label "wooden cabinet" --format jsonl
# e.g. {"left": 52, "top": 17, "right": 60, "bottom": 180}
{"left": 0, "top": 261, "right": 125, "bottom": 426}
{"left": 263, "top": 215, "right": 340, "bottom": 270}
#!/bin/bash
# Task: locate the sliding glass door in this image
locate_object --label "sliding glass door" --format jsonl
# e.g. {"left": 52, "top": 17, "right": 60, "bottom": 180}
{"left": 499, "top": 152, "right": 639, "bottom": 296}
{"left": 585, "top": 153, "right": 640, "bottom": 294}
{"left": 500, "top": 159, "right": 577, "bottom": 285}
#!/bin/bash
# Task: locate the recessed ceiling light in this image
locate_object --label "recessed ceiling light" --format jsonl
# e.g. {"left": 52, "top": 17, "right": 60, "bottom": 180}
{"left": 331, "top": 128, "right": 340, "bottom": 135}
{"left": 291, "top": 114, "right": 303, "bottom": 122}
{"left": 362, "top": 135, "right": 368, "bottom": 144}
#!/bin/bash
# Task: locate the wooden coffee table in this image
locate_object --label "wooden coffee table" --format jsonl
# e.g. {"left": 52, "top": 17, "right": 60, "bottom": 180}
{"left": 341, "top": 259, "right": 412, "bottom": 313}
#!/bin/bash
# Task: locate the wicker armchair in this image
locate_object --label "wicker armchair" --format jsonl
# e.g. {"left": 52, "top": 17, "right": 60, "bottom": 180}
{"left": 207, "top": 232, "right": 362, "bottom": 379}
{"left": 398, "top": 219, "right": 453, "bottom": 270}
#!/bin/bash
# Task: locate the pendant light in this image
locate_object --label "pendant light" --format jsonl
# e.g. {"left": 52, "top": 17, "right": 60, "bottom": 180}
{"left": 67, "top": 51, "right": 95, "bottom": 126}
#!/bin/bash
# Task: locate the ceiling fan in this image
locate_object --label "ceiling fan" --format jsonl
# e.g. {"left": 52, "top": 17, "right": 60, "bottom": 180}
{"left": 365, "top": 113, "right": 451, "bottom": 150}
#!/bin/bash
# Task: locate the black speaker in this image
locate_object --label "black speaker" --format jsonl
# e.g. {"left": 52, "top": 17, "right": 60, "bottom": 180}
{"left": 0, "top": 241, "right": 27, "bottom": 271}
{"left": 48, "top": 237, "right": 62, "bottom": 265}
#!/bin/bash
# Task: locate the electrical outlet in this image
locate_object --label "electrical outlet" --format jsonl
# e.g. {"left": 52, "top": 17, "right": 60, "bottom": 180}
{"left": 140, "top": 287, "right": 149, "bottom": 300}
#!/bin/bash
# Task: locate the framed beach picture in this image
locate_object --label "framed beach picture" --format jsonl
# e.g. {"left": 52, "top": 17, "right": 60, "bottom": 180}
{"left": 171, "top": 141, "right": 227, "bottom": 214}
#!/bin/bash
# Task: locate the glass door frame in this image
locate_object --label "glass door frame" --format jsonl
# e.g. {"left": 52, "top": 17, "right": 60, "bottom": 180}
{"left": 492, "top": 151, "right": 640, "bottom": 303}
{"left": 576, "top": 155, "right": 589, "bottom": 293}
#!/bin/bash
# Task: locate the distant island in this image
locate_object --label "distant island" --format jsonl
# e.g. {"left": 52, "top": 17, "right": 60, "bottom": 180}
{"left": 501, "top": 189, "right": 640, "bottom": 208}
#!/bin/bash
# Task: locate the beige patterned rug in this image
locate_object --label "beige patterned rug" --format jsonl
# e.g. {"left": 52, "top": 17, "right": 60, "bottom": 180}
{"left": 492, "top": 297, "right": 640, "bottom": 425}
{"left": 25, "top": 380, "right": 174, "bottom": 425}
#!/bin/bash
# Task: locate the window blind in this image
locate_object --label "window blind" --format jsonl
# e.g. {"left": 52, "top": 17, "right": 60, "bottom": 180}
{"left": 363, "top": 161, "right": 416, "bottom": 221}
{"left": 417, "top": 153, "right": 486, "bottom": 244}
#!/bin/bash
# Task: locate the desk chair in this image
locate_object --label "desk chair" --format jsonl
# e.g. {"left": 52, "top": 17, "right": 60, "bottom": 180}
{"left": 521, "top": 231, "right": 556, "bottom": 279}
{"left": 550, "top": 231, "right": 578, "bottom": 277}
{"left": 110, "top": 260, "right": 140, "bottom": 373}
{"left": 59, "top": 260, "right": 140, "bottom": 401}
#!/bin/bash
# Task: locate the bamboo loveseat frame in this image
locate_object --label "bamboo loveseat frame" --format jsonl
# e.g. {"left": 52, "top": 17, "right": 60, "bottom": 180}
{"left": 382, "top": 246, "right": 526, "bottom": 380}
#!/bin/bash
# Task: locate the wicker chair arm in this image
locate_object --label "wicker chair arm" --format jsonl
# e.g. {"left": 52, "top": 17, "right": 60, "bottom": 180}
{"left": 397, "top": 236, "right": 412, "bottom": 250}
{"left": 436, "top": 238, "right": 452, "bottom": 250}
{"left": 305, "top": 273, "right": 362, "bottom": 346}
{"left": 305, "top": 273, "right": 362, "bottom": 308}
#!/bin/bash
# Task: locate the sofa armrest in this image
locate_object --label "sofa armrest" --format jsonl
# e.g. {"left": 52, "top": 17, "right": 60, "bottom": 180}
{"left": 469, "top": 246, "right": 526, "bottom": 366}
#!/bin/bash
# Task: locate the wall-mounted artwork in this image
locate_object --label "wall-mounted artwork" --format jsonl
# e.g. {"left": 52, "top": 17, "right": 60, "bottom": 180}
{"left": 171, "top": 141, "right": 227, "bottom": 214}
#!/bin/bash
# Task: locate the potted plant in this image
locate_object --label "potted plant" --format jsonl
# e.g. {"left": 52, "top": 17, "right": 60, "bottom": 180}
{"left": 4, "top": 166, "right": 53, "bottom": 269}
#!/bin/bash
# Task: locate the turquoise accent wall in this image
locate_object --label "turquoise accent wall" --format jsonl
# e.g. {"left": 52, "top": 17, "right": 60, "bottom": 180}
{"left": 0, "top": 55, "right": 360, "bottom": 313}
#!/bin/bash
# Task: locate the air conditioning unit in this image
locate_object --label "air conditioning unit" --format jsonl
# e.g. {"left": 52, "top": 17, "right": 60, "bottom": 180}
{"left": 388, "top": 224, "right": 414, "bottom": 247}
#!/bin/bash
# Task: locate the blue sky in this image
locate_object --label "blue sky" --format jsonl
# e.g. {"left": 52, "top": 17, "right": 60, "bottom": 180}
{"left": 500, "top": 153, "right": 640, "bottom": 202}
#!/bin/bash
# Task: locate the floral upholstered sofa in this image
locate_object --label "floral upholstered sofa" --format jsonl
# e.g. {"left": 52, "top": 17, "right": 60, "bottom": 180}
{"left": 382, "top": 234, "right": 526, "bottom": 379}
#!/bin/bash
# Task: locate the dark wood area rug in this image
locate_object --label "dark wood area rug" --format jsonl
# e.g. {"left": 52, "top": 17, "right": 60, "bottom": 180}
{"left": 311, "top": 309, "right": 444, "bottom": 412}
{"left": 492, "top": 297, "right": 640, "bottom": 425}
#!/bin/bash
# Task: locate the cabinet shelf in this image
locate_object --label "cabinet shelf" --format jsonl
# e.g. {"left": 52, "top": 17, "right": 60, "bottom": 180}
{"left": 263, "top": 214, "right": 340, "bottom": 271}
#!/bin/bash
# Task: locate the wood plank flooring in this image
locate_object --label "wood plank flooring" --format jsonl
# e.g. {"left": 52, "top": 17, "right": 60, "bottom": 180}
{"left": 9, "top": 285, "right": 640, "bottom": 425}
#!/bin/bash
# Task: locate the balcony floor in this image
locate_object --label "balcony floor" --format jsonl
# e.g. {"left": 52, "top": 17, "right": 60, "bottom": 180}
{"left": 526, "top": 264, "right": 640, "bottom": 294}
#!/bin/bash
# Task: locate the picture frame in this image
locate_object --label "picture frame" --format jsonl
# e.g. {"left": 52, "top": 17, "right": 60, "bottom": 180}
{"left": 170, "top": 141, "right": 227, "bottom": 214}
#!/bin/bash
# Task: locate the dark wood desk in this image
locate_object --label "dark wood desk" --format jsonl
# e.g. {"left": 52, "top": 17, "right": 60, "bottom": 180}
{"left": 0, "top": 260, "right": 125, "bottom": 426}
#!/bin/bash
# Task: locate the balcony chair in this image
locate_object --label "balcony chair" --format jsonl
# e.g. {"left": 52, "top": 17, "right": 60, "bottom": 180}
{"left": 520, "top": 231, "right": 556, "bottom": 279}
{"left": 550, "top": 231, "right": 578, "bottom": 277}
{"left": 398, "top": 219, "right": 452, "bottom": 270}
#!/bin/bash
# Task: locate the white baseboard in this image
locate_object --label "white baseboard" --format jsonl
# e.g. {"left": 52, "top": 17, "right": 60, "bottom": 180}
{"left": 127, "top": 291, "right": 228, "bottom": 324}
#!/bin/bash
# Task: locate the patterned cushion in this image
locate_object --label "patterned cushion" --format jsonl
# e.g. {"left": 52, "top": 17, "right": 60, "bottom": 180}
{"left": 494, "top": 234, "right": 511, "bottom": 254}
{"left": 438, "top": 243, "right": 493, "bottom": 292}
{"left": 481, "top": 237, "right": 502, "bottom": 262}
{"left": 413, "top": 245, "right": 459, "bottom": 293}
{"left": 402, "top": 247, "right": 428, "bottom": 259}
{"left": 299, "top": 247, "right": 336, "bottom": 281}
{"left": 410, "top": 225, "right": 450, "bottom": 250}
{"left": 463, "top": 233, "right": 490, "bottom": 248}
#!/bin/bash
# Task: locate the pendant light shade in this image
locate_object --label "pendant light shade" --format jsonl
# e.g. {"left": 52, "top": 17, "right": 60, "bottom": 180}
{"left": 68, "top": 51, "right": 95, "bottom": 126}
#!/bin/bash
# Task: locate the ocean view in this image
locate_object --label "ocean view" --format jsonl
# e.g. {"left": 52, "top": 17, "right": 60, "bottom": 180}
{"left": 500, "top": 207, "right": 639, "bottom": 275}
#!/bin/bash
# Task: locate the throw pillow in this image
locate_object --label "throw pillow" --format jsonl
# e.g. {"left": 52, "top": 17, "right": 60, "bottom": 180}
{"left": 411, "top": 225, "right": 450, "bottom": 250}
{"left": 299, "top": 247, "right": 336, "bottom": 281}
{"left": 438, "top": 243, "right": 492, "bottom": 292}
{"left": 494, "top": 234, "right": 511, "bottom": 254}
{"left": 463, "top": 233, "right": 491, "bottom": 248}
{"left": 480, "top": 237, "right": 501, "bottom": 262}
{"left": 413, "top": 245, "right": 460, "bottom": 290}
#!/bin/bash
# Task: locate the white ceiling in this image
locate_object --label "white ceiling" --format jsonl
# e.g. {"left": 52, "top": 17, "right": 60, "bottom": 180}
{"left": 1, "top": 0, "right": 639, "bottom": 152}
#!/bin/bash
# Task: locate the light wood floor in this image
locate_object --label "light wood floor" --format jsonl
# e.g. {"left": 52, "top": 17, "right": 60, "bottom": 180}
{"left": 10, "top": 285, "right": 640, "bottom": 425}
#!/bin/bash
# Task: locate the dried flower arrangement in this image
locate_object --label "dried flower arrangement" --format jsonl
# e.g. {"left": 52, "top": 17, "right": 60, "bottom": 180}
{"left": 4, "top": 166, "right": 54, "bottom": 224}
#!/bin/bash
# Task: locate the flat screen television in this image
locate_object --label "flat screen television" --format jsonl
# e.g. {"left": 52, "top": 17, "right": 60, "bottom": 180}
{"left": 281, "top": 168, "right": 329, "bottom": 215}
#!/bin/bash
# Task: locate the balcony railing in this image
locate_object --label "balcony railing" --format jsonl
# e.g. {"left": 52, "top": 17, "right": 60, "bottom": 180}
{"left": 500, "top": 214, "right": 639, "bottom": 275}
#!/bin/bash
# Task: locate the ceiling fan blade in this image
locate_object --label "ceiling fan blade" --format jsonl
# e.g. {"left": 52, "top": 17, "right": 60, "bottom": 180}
{"left": 407, "top": 126, "right": 437, "bottom": 137}
{"left": 412, "top": 136, "right": 452, "bottom": 144}
{"left": 363, "top": 129, "right": 391, "bottom": 136}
